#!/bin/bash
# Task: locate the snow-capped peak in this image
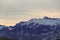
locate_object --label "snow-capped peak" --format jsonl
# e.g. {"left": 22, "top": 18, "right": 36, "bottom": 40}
{"left": 26, "top": 16, "right": 60, "bottom": 26}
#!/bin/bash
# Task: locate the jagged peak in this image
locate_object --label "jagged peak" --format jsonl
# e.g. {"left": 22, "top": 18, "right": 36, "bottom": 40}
{"left": 29, "top": 16, "right": 57, "bottom": 21}
{"left": 14, "top": 16, "right": 60, "bottom": 27}
{"left": 43, "top": 16, "right": 50, "bottom": 19}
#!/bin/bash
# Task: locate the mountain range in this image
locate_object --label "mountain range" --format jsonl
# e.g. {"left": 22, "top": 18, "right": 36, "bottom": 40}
{"left": 0, "top": 16, "right": 60, "bottom": 40}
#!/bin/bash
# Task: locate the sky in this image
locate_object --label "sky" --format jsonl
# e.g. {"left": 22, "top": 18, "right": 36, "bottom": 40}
{"left": 0, "top": 0, "right": 60, "bottom": 26}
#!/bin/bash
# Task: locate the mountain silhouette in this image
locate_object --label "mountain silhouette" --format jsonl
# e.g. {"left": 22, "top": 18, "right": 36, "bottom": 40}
{"left": 0, "top": 17, "right": 60, "bottom": 40}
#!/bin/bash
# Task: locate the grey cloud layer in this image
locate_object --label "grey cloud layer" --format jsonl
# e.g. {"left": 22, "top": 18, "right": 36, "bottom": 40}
{"left": 0, "top": 0, "right": 60, "bottom": 19}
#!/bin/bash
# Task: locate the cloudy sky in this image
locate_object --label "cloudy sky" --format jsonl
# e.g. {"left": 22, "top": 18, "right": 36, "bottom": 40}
{"left": 0, "top": 0, "right": 60, "bottom": 26}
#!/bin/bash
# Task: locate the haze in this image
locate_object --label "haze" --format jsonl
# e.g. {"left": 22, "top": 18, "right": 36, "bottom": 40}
{"left": 0, "top": 0, "right": 60, "bottom": 26}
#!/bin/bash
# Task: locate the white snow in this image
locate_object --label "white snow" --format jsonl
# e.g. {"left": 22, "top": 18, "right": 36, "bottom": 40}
{"left": 26, "top": 17, "right": 60, "bottom": 26}
{"left": 8, "top": 27, "right": 13, "bottom": 30}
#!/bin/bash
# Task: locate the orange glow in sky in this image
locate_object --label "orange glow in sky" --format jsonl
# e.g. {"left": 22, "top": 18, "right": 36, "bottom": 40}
{"left": 0, "top": 0, "right": 60, "bottom": 26}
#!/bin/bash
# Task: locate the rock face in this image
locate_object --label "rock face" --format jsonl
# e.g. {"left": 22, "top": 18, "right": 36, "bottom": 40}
{"left": 0, "top": 17, "right": 60, "bottom": 40}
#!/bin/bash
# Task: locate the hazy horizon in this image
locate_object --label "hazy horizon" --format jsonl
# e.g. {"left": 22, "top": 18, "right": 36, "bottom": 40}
{"left": 0, "top": 0, "right": 60, "bottom": 26}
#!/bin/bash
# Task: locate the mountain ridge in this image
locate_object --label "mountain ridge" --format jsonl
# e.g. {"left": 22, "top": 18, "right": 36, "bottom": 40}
{"left": 0, "top": 16, "right": 60, "bottom": 40}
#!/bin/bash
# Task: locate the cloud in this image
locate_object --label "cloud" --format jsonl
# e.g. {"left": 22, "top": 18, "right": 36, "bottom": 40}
{"left": 0, "top": 0, "right": 60, "bottom": 26}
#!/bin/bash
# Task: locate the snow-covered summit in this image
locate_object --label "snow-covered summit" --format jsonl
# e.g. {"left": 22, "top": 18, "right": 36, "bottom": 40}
{"left": 26, "top": 16, "right": 60, "bottom": 26}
